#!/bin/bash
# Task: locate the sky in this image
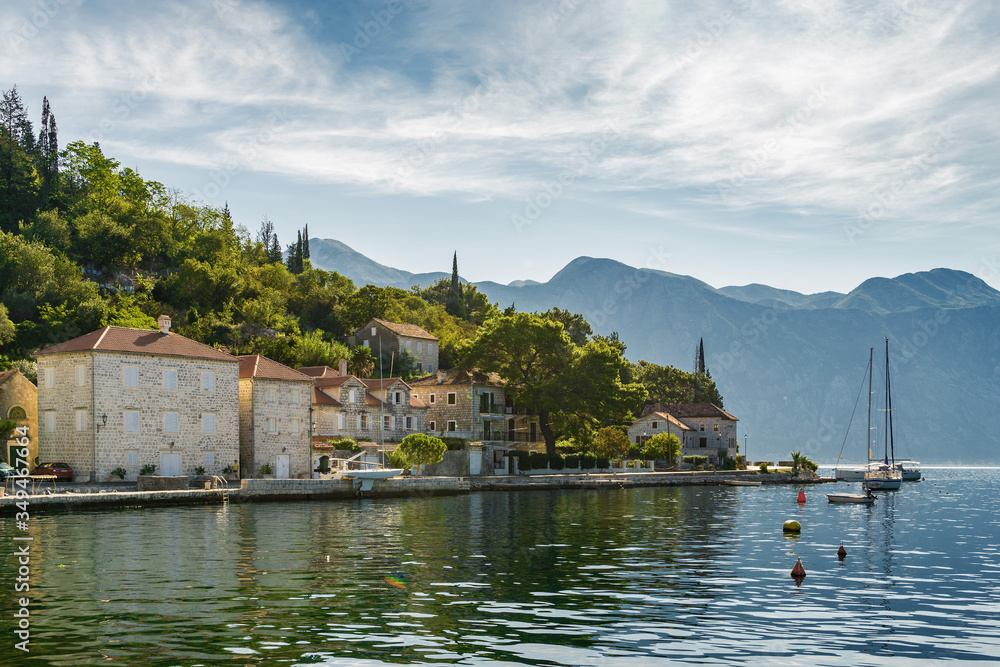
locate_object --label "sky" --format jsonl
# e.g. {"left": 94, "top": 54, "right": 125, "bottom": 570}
{"left": 3, "top": 0, "right": 999, "bottom": 294}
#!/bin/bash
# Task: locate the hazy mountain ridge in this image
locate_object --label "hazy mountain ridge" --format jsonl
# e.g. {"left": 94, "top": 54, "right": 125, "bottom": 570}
{"left": 308, "top": 238, "right": 1000, "bottom": 464}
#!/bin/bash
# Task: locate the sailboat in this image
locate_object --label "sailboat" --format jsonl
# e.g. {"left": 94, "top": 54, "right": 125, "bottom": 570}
{"left": 864, "top": 339, "right": 902, "bottom": 491}
{"left": 828, "top": 347, "right": 879, "bottom": 504}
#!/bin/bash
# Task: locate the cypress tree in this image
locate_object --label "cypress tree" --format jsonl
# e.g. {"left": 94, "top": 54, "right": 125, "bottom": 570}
{"left": 303, "top": 223, "right": 310, "bottom": 260}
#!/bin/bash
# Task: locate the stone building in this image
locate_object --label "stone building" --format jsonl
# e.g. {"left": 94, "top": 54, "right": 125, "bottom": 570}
{"left": 628, "top": 403, "right": 739, "bottom": 466}
{"left": 34, "top": 316, "right": 239, "bottom": 481}
{"left": 409, "top": 369, "right": 540, "bottom": 445}
{"left": 354, "top": 319, "right": 439, "bottom": 374}
{"left": 359, "top": 377, "right": 427, "bottom": 441}
{"left": 238, "top": 354, "right": 313, "bottom": 479}
{"left": 0, "top": 370, "right": 38, "bottom": 468}
{"left": 307, "top": 368, "right": 426, "bottom": 444}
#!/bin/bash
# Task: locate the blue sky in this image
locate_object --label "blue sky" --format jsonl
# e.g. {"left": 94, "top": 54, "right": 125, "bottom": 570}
{"left": 3, "top": 0, "right": 999, "bottom": 293}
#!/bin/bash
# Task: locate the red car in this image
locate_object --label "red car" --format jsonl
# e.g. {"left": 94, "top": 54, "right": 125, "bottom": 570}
{"left": 31, "top": 462, "right": 74, "bottom": 481}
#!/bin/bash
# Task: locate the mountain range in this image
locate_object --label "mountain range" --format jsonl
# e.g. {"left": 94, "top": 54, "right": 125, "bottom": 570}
{"left": 308, "top": 238, "right": 1000, "bottom": 465}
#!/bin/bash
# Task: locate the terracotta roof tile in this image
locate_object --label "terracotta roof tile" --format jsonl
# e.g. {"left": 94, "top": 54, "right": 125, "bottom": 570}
{"left": 238, "top": 355, "right": 313, "bottom": 382}
{"left": 313, "top": 386, "right": 341, "bottom": 406}
{"left": 409, "top": 368, "right": 503, "bottom": 387}
{"left": 313, "top": 376, "right": 355, "bottom": 389}
{"left": 299, "top": 365, "right": 340, "bottom": 378}
{"left": 362, "top": 318, "right": 438, "bottom": 341}
{"left": 35, "top": 326, "right": 238, "bottom": 363}
{"left": 640, "top": 403, "right": 738, "bottom": 421}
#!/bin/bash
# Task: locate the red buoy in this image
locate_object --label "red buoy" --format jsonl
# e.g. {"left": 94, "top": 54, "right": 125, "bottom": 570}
{"left": 797, "top": 490, "right": 806, "bottom": 504}
{"left": 837, "top": 544, "right": 847, "bottom": 559}
{"left": 791, "top": 557, "right": 806, "bottom": 578}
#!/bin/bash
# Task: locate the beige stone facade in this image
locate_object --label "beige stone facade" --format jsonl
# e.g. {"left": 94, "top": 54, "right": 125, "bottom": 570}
{"left": 410, "top": 370, "right": 540, "bottom": 444}
{"left": 312, "top": 375, "right": 425, "bottom": 444}
{"left": 238, "top": 365, "right": 312, "bottom": 479}
{"left": 628, "top": 403, "right": 739, "bottom": 465}
{"left": 35, "top": 324, "right": 240, "bottom": 481}
{"left": 0, "top": 370, "right": 38, "bottom": 468}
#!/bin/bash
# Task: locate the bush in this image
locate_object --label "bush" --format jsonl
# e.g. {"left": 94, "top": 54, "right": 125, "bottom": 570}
{"left": 759, "top": 462, "right": 770, "bottom": 473}
{"left": 110, "top": 466, "right": 127, "bottom": 481}
{"left": 528, "top": 452, "right": 549, "bottom": 470}
{"left": 565, "top": 454, "right": 580, "bottom": 469}
{"left": 139, "top": 464, "right": 156, "bottom": 476}
{"left": 194, "top": 466, "right": 206, "bottom": 476}
{"left": 334, "top": 438, "right": 361, "bottom": 452}
{"left": 258, "top": 463, "right": 273, "bottom": 475}
{"left": 397, "top": 433, "right": 448, "bottom": 474}
{"left": 596, "top": 456, "right": 610, "bottom": 469}
{"left": 222, "top": 464, "right": 235, "bottom": 475}
{"left": 643, "top": 433, "right": 681, "bottom": 462}
{"left": 512, "top": 450, "right": 530, "bottom": 471}
{"left": 440, "top": 437, "right": 467, "bottom": 451}
{"left": 683, "top": 456, "right": 708, "bottom": 467}
{"left": 548, "top": 453, "right": 565, "bottom": 471}
{"left": 580, "top": 454, "right": 597, "bottom": 469}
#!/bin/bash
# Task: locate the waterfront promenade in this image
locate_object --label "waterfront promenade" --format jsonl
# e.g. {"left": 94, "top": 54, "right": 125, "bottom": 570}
{"left": 0, "top": 470, "right": 832, "bottom": 515}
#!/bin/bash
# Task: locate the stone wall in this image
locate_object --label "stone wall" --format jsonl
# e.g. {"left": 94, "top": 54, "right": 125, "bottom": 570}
{"left": 37, "top": 351, "right": 96, "bottom": 480}
{"left": 245, "top": 377, "right": 312, "bottom": 478}
{"left": 137, "top": 475, "right": 189, "bottom": 491}
{"left": 1, "top": 371, "right": 38, "bottom": 468}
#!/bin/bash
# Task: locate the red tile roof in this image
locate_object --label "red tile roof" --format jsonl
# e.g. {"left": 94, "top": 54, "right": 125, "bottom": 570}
{"left": 313, "top": 387, "right": 341, "bottom": 406}
{"left": 362, "top": 318, "right": 438, "bottom": 341}
{"left": 313, "top": 376, "right": 355, "bottom": 389}
{"left": 238, "top": 355, "right": 312, "bottom": 382}
{"left": 640, "top": 412, "right": 694, "bottom": 431}
{"left": 409, "top": 368, "right": 503, "bottom": 387}
{"left": 359, "top": 377, "right": 408, "bottom": 391}
{"left": 35, "top": 326, "right": 238, "bottom": 363}
{"left": 299, "top": 365, "right": 341, "bottom": 378}
{"left": 640, "top": 403, "right": 738, "bottom": 421}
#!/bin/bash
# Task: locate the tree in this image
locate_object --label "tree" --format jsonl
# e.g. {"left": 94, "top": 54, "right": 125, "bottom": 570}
{"left": 632, "top": 360, "right": 724, "bottom": 408}
{"left": 642, "top": 433, "right": 681, "bottom": 464}
{"left": 0, "top": 303, "right": 15, "bottom": 347}
{"left": 446, "top": 251, "right": 466, "bottom": 318}
{"left": 348, "top": 345, "right": 375, "bottom": 377}
{"left": 592, "top": 426, "right": 629, "bottom": 460}
{"left": 468, "top": 313, "right": 646, "bottom": 456}
{"left": 257, "top": 217, "right": 282, "bottom": 263}
{"left": 395, "top": 433, "right": 447, "bottom": 475}
{"left": 543, "top": 308, "right": 592, "bottom": 346}
{"left": 695, "top": 338, "right": 706, "bottom": 375}
{"left": 292, "top": 329, "right": 350, "bottom": 369}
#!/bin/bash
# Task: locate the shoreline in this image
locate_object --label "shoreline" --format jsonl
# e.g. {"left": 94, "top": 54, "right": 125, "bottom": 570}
{"left": 0, "top": 470, "right": 833, "bottom": 515}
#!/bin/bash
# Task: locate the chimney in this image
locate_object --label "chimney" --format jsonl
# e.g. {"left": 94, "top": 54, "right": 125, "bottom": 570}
{"left": 157, "top": 314, "right": 172, "bottom": 335}
{"left": 436, "top": 369, "right": 446, "bottom": 383}
{"left": 338, "top": 358, "right": 348, "bottom": 376}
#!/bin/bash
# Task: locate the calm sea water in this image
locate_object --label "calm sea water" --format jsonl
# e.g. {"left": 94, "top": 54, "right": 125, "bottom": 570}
{"left": 2, "top": 468, "right": 999, "bottom": 666}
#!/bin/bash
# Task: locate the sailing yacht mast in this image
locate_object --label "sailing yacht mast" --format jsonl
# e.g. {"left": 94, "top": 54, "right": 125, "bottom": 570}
{"left": 867, "top": 347, "right": 873, "bottom": 462}
{"left": 886, "top": 337, "right": 895, "bottom": 466}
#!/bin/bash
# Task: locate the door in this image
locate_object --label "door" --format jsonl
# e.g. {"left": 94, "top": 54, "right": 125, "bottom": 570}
{"left": 530, "top": 422, "right": 537, "bottom": 443}
{"left": 160, "top": 453, "right": 181, "bottom": 476}
{"left": 275, "top": 454, "right": 290, "bottom": 479}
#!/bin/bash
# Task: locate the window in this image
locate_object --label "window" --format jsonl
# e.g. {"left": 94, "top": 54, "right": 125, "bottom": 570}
{"left": 447, "top": 392, "right": 456, "bottom": 405}
{"left": 338, "top": 414, "right": 346, "bottom": 430}
{"left": 405, "top": 416, "right": 413, "bottom": 430}
{"left": 75, "top": 364, "right": 86, "bottom": 386}
{"left": 429, "top": 420, "right": 436, "bottom": 431}
{"left": 428, "top": 364, "right": 434, "bottom": 372}
{"left": 202, "top": 371, "right": 215, "bottom": 393}
{"left": 349, "top": 389, "right": 357, "bottom": 403}
{"left": 652, "top": 421, "right": 658, "bottom": 429}
{"left": 290, "top": 418, "right": 300, "bottom": 435}
{"left": 700, "top": 424, "right": 705, "bottom": 431}
{"left": 266, "top": 387, "right": 277, "bottom": 403}
{"left": 394, "top": 391, "right": 402, "bottom": 404}
{"left": 290, "top": 388, "right": 300, "bottom": 405}
{"left": 429, "top": 394, "right": 436, "bottom": 404}
{"left": 363, "top": 340, "right": 369, "bottom": 348}
{"left": 713, "top": 424, "right": 719, "bottom": 432}
{"left": 123, "top": 365, "right": 139, "bottom": 388}
{"left": 383, "top": 415, "right": 392, "bottom": 430}
{"left": 204, "top": 451, "right": 215, "bottom": 466}
{"left": 8, "top": 406, "right": 26, "bottom": 420}
{"left": 127, "top": 450, "right": 138, "bottom": 467}
{"left": 44, "top": 411, "right": 55, "bottom": 432}
{"left": 371, "top": 327, "right": 377, "bottom": 336}
{"left": 405, "top": 340, "right": 411, "bottom": 351}
{"left": 360, "top": 414, "right": 369, "bottom": 429}
{"left": 75, "top": 409, "right": 88, "bottom": 431}
{"left": 43, "top": 367, "right": 54, "bottom": 389}
{"left": 163, "top": 368, "right": 178, "bottom": 391}
{"left": 417, "top": 342, "right": 423, "bottom": 353}
{"left": 163, "top": 412, "right": 179, "bottom": 434}
{"left": 448, "top": 421, "right": 457, "bottom": 432}
{"left": 266, "top": 417, "right": 277, "bottom": 434}
{"left": 417, "top": 363, "right": 423, "bottom": 373}
{"left": 125, "top": 410, "right": 140, "bottom": 433}
{"left": 202, "top": 412, "right": 216, "bottom": 434}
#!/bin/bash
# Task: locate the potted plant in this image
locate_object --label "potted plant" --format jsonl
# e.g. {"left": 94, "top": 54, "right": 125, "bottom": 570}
{"left": 222, "top": 464, "right": 236, "bottom": 480}
{"left": 258, "top": 462, "right": 274, "bottom": 479}
{"left": 109, "top": 466, "right": 127, "bottom": 482}
{"left": 139, "top": 463, "right": 156, "bottom": 476}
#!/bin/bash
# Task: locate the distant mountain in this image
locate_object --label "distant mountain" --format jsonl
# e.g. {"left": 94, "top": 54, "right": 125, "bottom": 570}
{"left": 308, "top": 242, "right": 1000, "bottom": 465}
{"left": 307, "top": 238, "right": 450, "bottom": 289}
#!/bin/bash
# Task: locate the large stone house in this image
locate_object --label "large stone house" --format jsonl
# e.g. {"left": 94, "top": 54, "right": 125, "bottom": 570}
{"left": 359, "top": 377, "right": 427, "bottom": 441}
{"left": 0, "top": 370, "right": 38, "bottom": 468}
{"left": 238, "top": 354, "right": 313, "bottom": 479}
{"left": 354, "top": 319, "right": 440, "bottom": 374}
{"left": 628, "top": 403, "right": 739, "bottom": 466}
{"left": 409, "top": 369, "right": 540, "bottom": 445}
{"left": 34, "top": 316, "right": 239, "bottom": 481}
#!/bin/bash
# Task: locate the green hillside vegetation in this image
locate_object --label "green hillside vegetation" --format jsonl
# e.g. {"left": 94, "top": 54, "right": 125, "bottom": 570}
{"left": 0, "top": 86, "right": 723, "bottom": 447}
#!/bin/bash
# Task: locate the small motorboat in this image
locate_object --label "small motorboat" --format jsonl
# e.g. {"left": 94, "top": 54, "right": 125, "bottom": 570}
{"left": 725, "top": 480, "right": 762, "bottom": 486}
{"left": 827, "top": 492, "right": 876, "bottom": 505}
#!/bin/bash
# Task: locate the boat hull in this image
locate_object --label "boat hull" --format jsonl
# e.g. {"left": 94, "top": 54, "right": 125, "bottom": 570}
{"left": 827, "top": 493, "right": 876, "bottom": 504}
{"left": 834, "top": 467, "right": 866, "bottom": 481}
{"left": 864, "top": 476, "right": 902, "bottom": 491}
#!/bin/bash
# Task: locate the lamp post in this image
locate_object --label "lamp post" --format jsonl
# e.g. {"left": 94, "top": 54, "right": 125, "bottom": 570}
{"left": 744, "top": 434, "right": 748, "bottom": 468}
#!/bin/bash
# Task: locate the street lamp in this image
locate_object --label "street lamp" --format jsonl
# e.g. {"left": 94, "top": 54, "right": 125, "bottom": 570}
{"left": 744, "top": 434, "right": 748, "bottom": 467}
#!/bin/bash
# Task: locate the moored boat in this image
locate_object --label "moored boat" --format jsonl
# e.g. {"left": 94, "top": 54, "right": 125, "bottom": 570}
{"left": 827, "top": 492, "right": 876, "bottom": 504}
{"left": 863, "top": 340, "right": 903, "bottom": 492}
{"left": 725, "top": 480, "right": 762, "bottom": 486}
{"left": 833, "top": 466, "right": 866, "bottom": 481}
{"left": 894, "top": 459, "right": 921, "bottom": 481}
